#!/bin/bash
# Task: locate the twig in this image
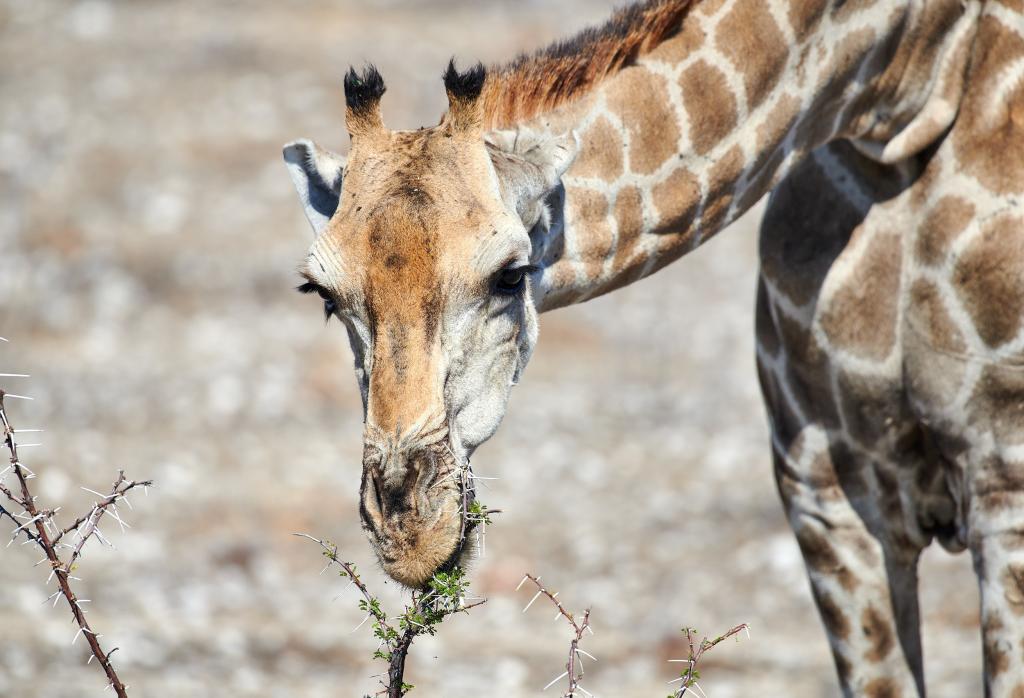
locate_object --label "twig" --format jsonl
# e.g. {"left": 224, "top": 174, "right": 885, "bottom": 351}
{"left": 520, "top": 573, "right": 593, "bottom": 697}
{"left": 295, "top": 533, "right": 486, "bottom": 697}
{"left": 1, "top": 384, "right": 153, "bottom": 698}
{"left": 669, "top": 624, "right": 750, "bottom": 697}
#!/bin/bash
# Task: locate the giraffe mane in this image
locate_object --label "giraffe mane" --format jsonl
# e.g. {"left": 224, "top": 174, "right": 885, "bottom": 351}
{"left": 480, "top": 0, "right": 694, "bottom": 129}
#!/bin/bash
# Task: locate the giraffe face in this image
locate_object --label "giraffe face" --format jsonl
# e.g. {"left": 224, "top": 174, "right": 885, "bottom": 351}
{"left": 284, "top": 124, "right": 575, "bottom": 587}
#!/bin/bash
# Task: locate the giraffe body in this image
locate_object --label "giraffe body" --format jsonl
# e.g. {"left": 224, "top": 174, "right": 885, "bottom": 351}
{"left": 284, "top": 0, "right": 1024, "bottom": 693}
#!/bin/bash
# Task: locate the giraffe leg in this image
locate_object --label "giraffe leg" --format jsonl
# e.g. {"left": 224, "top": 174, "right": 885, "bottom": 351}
{"left": 770, "top": 425, "right": 925, "bottom": 697}
{"left": 756, "top": 140, "right": 929, "bottom": 695}
{"left": 963, "top": 440, "right": 1024, "bottom": 696}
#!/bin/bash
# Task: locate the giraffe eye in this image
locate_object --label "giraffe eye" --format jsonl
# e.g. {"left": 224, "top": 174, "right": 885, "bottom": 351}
{"left": 297, "top": 281, "right": 338, "bottom": 320}
{"left": 494, "top": 265, "right": 536, "bottom": 295}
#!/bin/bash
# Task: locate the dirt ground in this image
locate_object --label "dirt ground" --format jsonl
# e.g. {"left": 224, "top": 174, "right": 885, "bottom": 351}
{"left": 0, "top": 1, "right": 984, "bottom": 696}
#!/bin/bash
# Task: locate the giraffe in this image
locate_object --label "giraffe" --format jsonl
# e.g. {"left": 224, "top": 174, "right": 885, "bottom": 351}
{"left": 282, "top": 0, "right": 1024, "bottom": 694}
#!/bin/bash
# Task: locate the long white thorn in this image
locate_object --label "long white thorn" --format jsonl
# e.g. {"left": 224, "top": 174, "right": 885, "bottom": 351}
{"left": 522, "top": 590, "right": 543, "bottom": 613}
{"left": 351, "top": 612, "right": 372, "bottom": 633}
{"left": 576, "top": 648, "right": 597, "bottom": 662}
{"left": 542, "top": 671, "right": 568, "bottom": 690}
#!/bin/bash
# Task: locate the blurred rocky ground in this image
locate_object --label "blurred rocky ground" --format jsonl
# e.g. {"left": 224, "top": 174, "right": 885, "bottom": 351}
{"left": 0, "top": 1, "right": 982, "bottom": 696}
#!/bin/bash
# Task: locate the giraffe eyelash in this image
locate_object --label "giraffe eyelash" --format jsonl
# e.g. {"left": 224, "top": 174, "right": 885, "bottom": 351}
{"left": 296, "top": 281, "right": 338, "bottom": 321}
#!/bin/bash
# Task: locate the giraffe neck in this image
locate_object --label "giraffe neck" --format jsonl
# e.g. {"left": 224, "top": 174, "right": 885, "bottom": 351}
{"left": 514, "top": 0, "right": 980, "bottom": 310}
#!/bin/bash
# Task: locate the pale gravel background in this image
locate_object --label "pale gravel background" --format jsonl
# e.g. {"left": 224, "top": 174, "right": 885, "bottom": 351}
{"left": 0, "top": 1, "right": 982, "bottom": 696}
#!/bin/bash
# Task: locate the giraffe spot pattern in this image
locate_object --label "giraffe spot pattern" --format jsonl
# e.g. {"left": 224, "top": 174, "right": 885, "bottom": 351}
{"left": 953, "top": 214, "right": 1024, "bottom": 348}
{"left": 813, "top": 588, "right": 852, "bottom": 641}
{"left": 703, "top": 144, "right": 745, "bottom": 230}
{"left": 796, "top": 524, "right": 859, "bottom": 592}
{"left": 861, "top": 605, "right": 895, "bottom": 662}
{"left": 1000, "top": 564, "right": 1024, "bottom": 615}
{"left": 818, "top": 229, "right": 901, "bottom": 361}
{"left": 610, "top": 185, "right": 646, "bottom": 284}
{"left": 606, "top": 67, "right": 680, "bottom": 175}
{"left": 787, "top": 0, "right": 827, "bottom": 42}
{"left": 651, "top": 167, "right": 700, "bottom": 233}
{"left": 908, "top": 279, "right": 967, "bottom": 355}
{"left": 572, "top": 115, "right": 624, "bottom": 182}
{"left": 716, "top": 0, "right": 789, "bottom": 109}
{"left": 566, "top": 187, "right": 615, "bottom": 280}
{"left": 983, "top": 613, "right": 1010, "bottom": 676}
{"left": 953, "top": 15, "right": 1024, "bottom": 196}
{"left": 678, "top": 59, "right": 738, "bottom": 155}
{"left": 914, "top": 195, "right": 974, "bottom": 267}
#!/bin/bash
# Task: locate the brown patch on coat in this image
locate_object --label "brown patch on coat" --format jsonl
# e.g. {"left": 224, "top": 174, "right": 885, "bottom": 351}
{"left": 606, "top": 67, "right": 681, "bottom": 175}
{"left": 609, "top": 186, "right": 646, "bottom": 281}
{"left": 651, "top": 166, "right": 700, "bottom": 232}
{"left": 1000, "top": 564, "right": 1024, "bottom": 615}
{"left": 953, "top": 16, "right": 1024, "bottom": 195}
{"left": 797, "top": 525, "right": 858, "bottom": 592}
{"left": 702, "top": 144, "right": 744, "bottom": 231}
{"left": 864, "top": 678, "right": 901, "bottom": 698}
{"left": 755, "top": 94, "right": 802, "bottom": 165}
{"left": 907, "top": 279, "right": 967, "bottom": 355}
{"left": 567, "top": 187, "right": 615, "bottom": 279}
{"left": 983, "top": 613, "right": 1010, "bottom": 676}
{"left": 953, "top": 214, "right": 1024, "bottom": 348}
{"left": 715, "top": 0, "right": 788, "bottom": 110}
{"left": 788, "top": 0, "right": 826, "bottom": 42}
{"left": 572, "top": 116, "right": 625, "bottom": 182}
{"left": 819, "top": 229, "right": 901, "bottom": 361}
{"left": 812, "top": 588, "right": 852, "bottom": 641}
{"left": 915, "top": 196, "right": 974, "bottom": 266}
{"left": 861, "top": 605, "right": 895, "bottom": 661}
{"left": 482, "top": 0, "right": 694, "bottom": 128}
{"left": 678, "top": 59, "right": 738, "bottom": 155}
{"left": 836, "top": 369, "right": 903, "bottom": 446}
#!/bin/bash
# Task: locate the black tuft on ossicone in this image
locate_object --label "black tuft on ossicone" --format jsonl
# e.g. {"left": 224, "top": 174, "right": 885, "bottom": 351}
{"left": 443, "top": 59, "right": 486, "bottom": 101}
{"left": 344, "top": 64, "right": 386, "bottom": 113}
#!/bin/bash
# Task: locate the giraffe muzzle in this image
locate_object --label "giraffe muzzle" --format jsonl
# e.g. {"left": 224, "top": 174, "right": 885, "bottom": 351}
{"left": 358, "top": 442, "right": 472, "bottom": 588}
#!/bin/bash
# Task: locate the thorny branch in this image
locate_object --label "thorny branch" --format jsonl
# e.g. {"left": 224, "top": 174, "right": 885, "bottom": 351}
{"left": 295, "top": 533, "right": 487, "bottom": 698}
{"left": 519, "top": 573, "right": 595, "bottom": 697}
{"left": 0, "top": 382, "right": 152, "bottom": 698}
{"left": 669, "top": 623, "right": 750, "bottom": 698}
{"left": 520, "top": 572, "right": 750, "bottom": 698}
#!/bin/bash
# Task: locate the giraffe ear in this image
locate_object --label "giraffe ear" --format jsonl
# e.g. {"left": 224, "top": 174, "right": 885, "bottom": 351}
{"left": 487, "top": 129, "right": 578, "bottom": 219}
{"left": 283, "top": 138, "right": 346, "bottom": 236}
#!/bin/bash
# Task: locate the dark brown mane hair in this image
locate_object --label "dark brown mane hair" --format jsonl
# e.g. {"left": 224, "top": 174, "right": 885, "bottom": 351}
{"left": 479, "top": 0, "right": 693, "bottom": 129}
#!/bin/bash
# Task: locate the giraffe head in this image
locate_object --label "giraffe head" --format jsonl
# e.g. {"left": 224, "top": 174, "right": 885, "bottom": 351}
{"left": 283, "top": 64, "right": 577, "bottom": 587}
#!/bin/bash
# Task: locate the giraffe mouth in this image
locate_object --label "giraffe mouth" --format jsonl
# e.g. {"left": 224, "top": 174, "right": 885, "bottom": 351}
{"left": 358, "top": 442, "right": 479, "bottom": 588}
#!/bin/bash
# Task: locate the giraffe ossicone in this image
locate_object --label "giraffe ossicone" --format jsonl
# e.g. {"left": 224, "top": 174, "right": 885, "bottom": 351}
{"left": 284, "top": 1, "right": 1024, "bottom": 695}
